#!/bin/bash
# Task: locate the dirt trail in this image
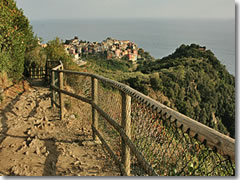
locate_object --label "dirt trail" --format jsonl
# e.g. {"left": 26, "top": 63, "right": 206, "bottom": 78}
{"left": 0, "top": 80, "right": 120, "bottom": 176}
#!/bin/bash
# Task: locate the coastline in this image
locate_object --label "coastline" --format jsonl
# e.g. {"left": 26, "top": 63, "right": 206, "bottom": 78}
{"left": 31, "top": 18, "right": 235, "bottom": 75}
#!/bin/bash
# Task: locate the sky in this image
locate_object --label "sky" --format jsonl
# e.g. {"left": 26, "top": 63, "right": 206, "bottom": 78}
{"left": 15, "top": 0, "right": 235, "bottom": 20}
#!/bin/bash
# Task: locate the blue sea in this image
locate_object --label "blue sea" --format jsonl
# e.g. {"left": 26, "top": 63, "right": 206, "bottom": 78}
{"left": 31, "top": 18, "right": 235, "bottom": 75}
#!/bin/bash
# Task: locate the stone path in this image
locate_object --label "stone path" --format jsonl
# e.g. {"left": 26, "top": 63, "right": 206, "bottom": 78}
{"left": 0, "top": 80, "right": 120, "bottom": 176}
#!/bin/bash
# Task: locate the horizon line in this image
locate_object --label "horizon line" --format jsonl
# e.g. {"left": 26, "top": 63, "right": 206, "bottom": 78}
{"left": 29, "top": 17, "right": 235, "bottom": 22}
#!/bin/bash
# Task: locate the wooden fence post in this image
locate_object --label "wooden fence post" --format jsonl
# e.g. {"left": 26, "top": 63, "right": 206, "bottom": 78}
{"left": 59, "top": 71, "right": 64, "bottom": 120}
{"left": 121, "top": 92, "right": 131, "bottom": 176}
{"left": 38, "top": 68, "right": 41, "bottom": 78}
{"left": 46, "top": 60, "right": 50, "bottom": 83}
{"left": 51, "top": 70, "right": 55, "bottom": 108}
{"left": 91, "top": 77, "right": 99, "bottom": 141}
{"left": 32, "top": 68, "right": 35, "bottom": 78}
{"left": 34, "top": 68, "right": 36, "bottom": 78}
{"left": 29, "top": 68, "right": 32, "bottom": 79}
{"left": 45, "top": 61, "right": 48, "bottom": 82}
{"left": 41, "top": 67, "right": 43, "bottom": 78}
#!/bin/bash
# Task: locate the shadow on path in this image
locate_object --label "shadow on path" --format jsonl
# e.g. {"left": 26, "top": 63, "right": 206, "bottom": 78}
{"left": 25, "top": 92, "right": 50, "bottom": 121}
{"left": 5, "top": 133, "right": 85, "bottom": 146}
{"left": 25, "top": 78, "right": 48, "bottom": 88}
{"left": 0, "top": 82, "right": 26, "bottom": 144}
{"left": 43, "top": 140, "right": 60, "bottom": 176}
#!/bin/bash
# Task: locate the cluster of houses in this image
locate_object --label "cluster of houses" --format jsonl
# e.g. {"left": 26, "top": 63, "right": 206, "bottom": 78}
{"left": 64, "top": 37, "right": 141, "bottom": 61}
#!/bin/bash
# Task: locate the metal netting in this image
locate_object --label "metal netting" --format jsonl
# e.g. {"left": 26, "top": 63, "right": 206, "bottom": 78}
{"left": 98, "top": 80, "right": 122, "bottom": 124}
{"left": 97, "top": 81, "right": 122, "bottom": 163}
{"left": 63, "top": 73, "right": 92, "bottom": 99}
{"left": 50, "top": 70, "right": 235, "bottom": 176}
{"left": 59, "top": 73, "right": 92, "bottom": 135}
{"left": 130, "top": 98, "right": 235, "bottom": 176}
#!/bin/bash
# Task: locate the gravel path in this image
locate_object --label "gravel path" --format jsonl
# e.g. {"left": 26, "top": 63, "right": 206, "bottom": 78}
{"left": 0, "top": 81, "right": 120, "bottom": 176}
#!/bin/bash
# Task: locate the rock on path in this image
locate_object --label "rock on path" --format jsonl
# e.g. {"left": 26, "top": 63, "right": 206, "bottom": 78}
{"left": 0, "top": 82, "right": 120, "bottom": 176}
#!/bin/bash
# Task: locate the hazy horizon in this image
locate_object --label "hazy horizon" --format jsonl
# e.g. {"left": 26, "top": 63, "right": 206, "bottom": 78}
{"left": 30, "top": 18, "right": 235, "bottom": 75}
{"left": 15, "top": 0, "right": 235, "bottom": 75}
{"left": 30, "top": 17, "right": 235, "bottom": 21}
{"left": 15, "top": 0, "right": 234, "bottom": 21}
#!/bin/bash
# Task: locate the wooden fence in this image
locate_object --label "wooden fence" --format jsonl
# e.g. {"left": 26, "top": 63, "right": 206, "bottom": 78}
{"left": 27, "top": 60, "right": 62, "bottom": 81}
{"left": 49, "top": 64, "right": 235, "bottom": 176}
{"left": 45, "top": 60, "right": 63, "bottom": 83}
{"left": 28, "top": 67, "right": 45, "bottom": 79}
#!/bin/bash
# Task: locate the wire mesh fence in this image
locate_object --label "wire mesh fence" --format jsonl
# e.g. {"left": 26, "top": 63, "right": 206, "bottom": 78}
{"left": 97, "top": 80, "right": 122, "bottom": 165}
{"left": 50, "top": 67, "right": 235, "bottom": 176}
{"left": 130, "top": 98, "right": 235, "bottom": 176}
{"left": 98, "top": 80, "right": 122, "bottom": 124}
{"left": 64, "top": 73, "right": 92, "bottom": 100}
{"left": 62, "top": 72, "right": 92, "bottom": 130}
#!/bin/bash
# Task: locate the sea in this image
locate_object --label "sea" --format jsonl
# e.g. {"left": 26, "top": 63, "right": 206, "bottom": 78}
{"left": 31, "top": 18, "right": 235, "bottom": 75}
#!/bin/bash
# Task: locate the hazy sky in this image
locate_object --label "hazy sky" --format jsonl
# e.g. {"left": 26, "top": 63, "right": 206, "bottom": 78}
{"left": 15, "top": 0, "right": 234, "bottom": 20}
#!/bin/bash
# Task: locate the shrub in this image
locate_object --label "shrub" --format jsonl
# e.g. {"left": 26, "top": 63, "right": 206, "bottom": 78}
{"left": 0, "top": 0, "right": 37, "bottom": 81}
{"left": 150, "top": 76, "right": 162, "bottom": 91}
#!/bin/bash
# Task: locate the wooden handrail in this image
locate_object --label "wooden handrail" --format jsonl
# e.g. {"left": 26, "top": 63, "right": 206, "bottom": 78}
{"left": 49, "top": 66, "right": 235, "bottom": 176}
{"left": 51, "top": 85, "right": 91, "bottom": 104}
{"left": 52, "top": 64, "right": 64, "bottom": 71}
{"left": 91, "top": 102, "right": 158, "bottom": 176}
{"left": 50, "top": 83, "right": 157, "bottom": 176}
{"left": 52, "top": 69, "right": 235, "bottom": 162}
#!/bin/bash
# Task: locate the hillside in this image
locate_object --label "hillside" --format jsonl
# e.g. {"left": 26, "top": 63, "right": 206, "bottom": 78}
{"left": 0, "top": 1, "right": 235, "bottom": 176}
{"left": 80, "top": 44, "right": 235, "bottom": 138}
{"left": 0, "top": 0, "right": 234, "bottom": 141}
{"left": 136, "top": 44, "right": 235, "bottom": 137}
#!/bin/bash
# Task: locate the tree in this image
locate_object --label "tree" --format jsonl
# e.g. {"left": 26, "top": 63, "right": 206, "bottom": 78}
{"left": 137, "top": 44, "right": 235, "bottom": 137}
{"left": 0, "top": 0, "right": 36, "bottom": 81}
{"left": 44, "top": 37, "right": 73, "bottom": 68}
{"left": 24, "top": 46, "right": 47, "bottom": 68}
{"left": 150, "top": 76, "right": 162, "bottom": 91}
{"left": 127, "top": 76, "right": 149, "bottom": 95}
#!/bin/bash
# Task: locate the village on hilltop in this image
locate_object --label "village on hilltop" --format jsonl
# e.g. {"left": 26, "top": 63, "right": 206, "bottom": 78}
{"left": 63, "top": 37, "right": 142, "bottom": 61}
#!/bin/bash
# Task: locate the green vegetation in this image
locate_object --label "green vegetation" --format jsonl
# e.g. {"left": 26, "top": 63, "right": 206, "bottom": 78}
{"left": 24, "top": 45, "right": 47, "bottom": 68}
{"left": 138, "top": 48, "right": 155, "bottom": 60}
{"left": 26, "top": 37, "right": 75, "bottom": 70}
{"left": 68, "top": 44, "right": 235, "bottom": 176}
{"left": 126, "top": 76, "right": 150, "bottom": 95}
{"left": 0, "top": 1, "right": 234, "bottom": 176}
{"left": 137, "top": 44, "right": 235, "bottom": 137}
{"left": 0, "top": 0, "right": 234, "bottom": 138}
{"left": 44, "top": 37, "right": 74, "bottom": 68}
{"left": 0, "top": 0, "right": 38, "bottom": 81}
{"left": 0, "top": 0, "right": 74, "bottom": 82}
{"left": 84, "top": 55, "right": 133, "bottom": 72}
{"left": 81, "top": 44, "right": 235, "bottom": 138}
